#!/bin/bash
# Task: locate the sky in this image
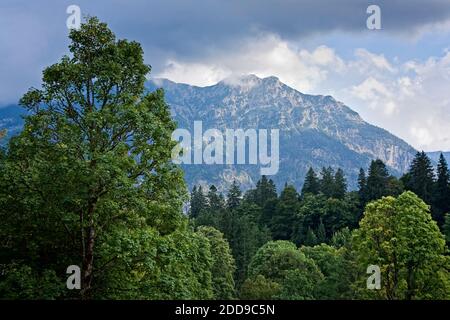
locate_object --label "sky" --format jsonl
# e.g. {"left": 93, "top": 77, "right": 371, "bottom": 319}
{"left": 1, "top": 0, "right": 450, "bottom": 151}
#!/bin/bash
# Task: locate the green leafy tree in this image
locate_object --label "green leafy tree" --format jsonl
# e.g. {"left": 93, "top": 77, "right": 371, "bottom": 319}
{"left": 352, "top": 191, "right": 450, "bottom": 299}
{"left": 240, "top": 275, "right": 281, "bottom": 300}
{"left": 0, "top": 17, "right": 187, "bottom": 299}
{"left": 443, "top": 214, "right": 450, "bottom": 244}
{"left": 197, "top": 226, "right": 236, "bottom": 299}
{"left": 246, "top": 241, "right": 323, "bottom": 300}
{"left": 301, "top": 244, "right": 353, "bottom": 299}
{"left": 330, "top": 227, "right": 352, "bottom": 248}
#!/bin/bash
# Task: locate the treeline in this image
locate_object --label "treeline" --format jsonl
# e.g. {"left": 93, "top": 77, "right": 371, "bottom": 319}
{"left": 189, "top": 152, "right": 450, "bottom": 299}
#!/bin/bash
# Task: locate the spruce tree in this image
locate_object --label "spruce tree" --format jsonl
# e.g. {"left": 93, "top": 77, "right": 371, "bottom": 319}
{"left": 358, "top": 168, "right": 367, "bottom": 205}
{"left": 304, "top": 228, "right": 318, "bottom": 246}
{"left": 406, "top": 151, "right": 435, "bottom": 204}
{"left": 207, "top": 185, "right": 225, "bottom": 212}
{"left": 270, "top": 185, "right": 299, "bottom": 240}
{"left": 366, "top": 159, "right": 390, "bottom": 202}
{"left": 227, "top": 180, "right": 242, "bottom": 211}
{"left": 301, "top": 167, "right": 320, "bottom": 197}
{"left": 434, "top": 153, "right": 450, "bottom": 225}
{"left": 320, "top": 167, "right": 335, "bottom": 199}
{"left": 317, "top": 220, "right": 327, "bottom": 243}
{"left": 190, "top": 185, "right": 207, "bottom": 218}
{"left": 333, "top": 168, "right": 347, "bottom": 199}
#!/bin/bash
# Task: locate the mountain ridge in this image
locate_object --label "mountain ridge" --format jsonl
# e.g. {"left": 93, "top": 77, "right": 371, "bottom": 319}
{"left": 147, "top": 75, "right": 418, "bottom": 190}
{"left": 1, "top": 75, "right": 444, "bottom": 191}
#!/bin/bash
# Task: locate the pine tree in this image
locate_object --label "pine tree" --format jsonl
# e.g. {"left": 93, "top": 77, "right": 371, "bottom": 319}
{"left": 253, "top": 175, "right": 277, "bottom": 207}
{"left": 406, "top": 151, "right": 435, "bottom": 204}
{"left": 317, "top": 220, "right": 327, "bottom": 243}
{"left": 333, "top": 168, "right": 347, "bottom": 199}
{"left": 301, "top": 167, "right": 320, "bottom": 196}
{"left": 320, "top": 167, "right": 335, "bottom": 198}
{"left": 304, "top": 228, "right": 318, "bottom": 246}
{"left": 270, "top": 185, "right": 299, "bottom": 240}
{"left": 358, "top": 168, "right": 367, "bottom": 204}
{"left": 227, "top": 180, "right": 242, "bottom": 211}
{"left": 366, "top": 159, "right": 390, "bottom": 202}
{"left": 207, "top": 185, "right": 225, "bottom": 212}
{"left": 190, "top": 185, "right": 207, "bottom": 218}
{"left": 434, "top": 153, "right": 450, "bottom": 225}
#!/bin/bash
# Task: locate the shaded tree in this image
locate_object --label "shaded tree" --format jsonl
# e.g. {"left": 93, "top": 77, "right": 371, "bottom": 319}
{"left": 301, "top": 167, "right": 320, "bottom": 197}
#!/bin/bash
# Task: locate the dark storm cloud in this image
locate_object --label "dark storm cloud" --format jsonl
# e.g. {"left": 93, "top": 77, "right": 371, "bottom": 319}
{"left": 1, "top": 0, "right": 450, "bottom": 104}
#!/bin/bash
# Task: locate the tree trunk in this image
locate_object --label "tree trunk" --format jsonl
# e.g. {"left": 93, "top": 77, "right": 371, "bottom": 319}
{"left": 81, "top": 200, "right": 96, "bottom": 299}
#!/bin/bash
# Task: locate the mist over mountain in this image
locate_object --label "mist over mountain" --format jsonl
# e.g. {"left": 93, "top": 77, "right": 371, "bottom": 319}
{"left": 147, "top": 75, "right": 419, "bottom": 191}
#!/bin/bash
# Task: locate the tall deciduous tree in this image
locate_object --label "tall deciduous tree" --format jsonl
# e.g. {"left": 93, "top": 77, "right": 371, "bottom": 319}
{"left": 0, "top": 17, "right": 186, "bottom": 299}
{"left": 352, "top": 192, "right": 450, "bottom": 299}
{"left": 196, "top": 226, "right": 236, "bottom": 299}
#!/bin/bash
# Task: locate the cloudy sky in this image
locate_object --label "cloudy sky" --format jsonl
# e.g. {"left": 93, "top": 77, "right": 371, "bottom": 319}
{"left": 1, "top": 0, "right": 450, "bottom": 151}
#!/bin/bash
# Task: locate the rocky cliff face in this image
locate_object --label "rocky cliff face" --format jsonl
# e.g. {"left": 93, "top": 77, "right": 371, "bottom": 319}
{"left": 0, "top": 75, "right": 418, "bottom": 191}
{"left": 148, "top": 75, "right": 417, "bottom": 191}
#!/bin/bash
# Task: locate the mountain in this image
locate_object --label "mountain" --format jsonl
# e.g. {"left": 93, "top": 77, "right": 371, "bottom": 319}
{"left": 147, "top": 75, "right": 417, "bottom": 191}
{"left": 0, "top": 75, "right": 418, "bottom": 191}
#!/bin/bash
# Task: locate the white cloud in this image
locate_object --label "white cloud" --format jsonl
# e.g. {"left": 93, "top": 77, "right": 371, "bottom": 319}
{"left": 154, "top": 36, "right": 450, "bottom": 151}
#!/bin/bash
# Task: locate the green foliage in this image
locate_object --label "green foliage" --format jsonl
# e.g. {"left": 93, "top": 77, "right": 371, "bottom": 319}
{"left": 189, "top": 186, "right": 207, "bottom": 218}
{"left": 270, "top": 185, "right": 299, "bottom": 240}
{"left": 433, "top": 153, "right": 450, "bottom": 226}
{"left": 443, "top": 214, "right": 450, "bottom": 244}
{"left": 365, "top": 159, "right": 391, "bottom": 202}
{"left": 95, "top": 224, "right": 213, "bottom": 299}
{"left": 301, "top": 244, "right": 353, "bottom": 299}
{"left": 304, "top": 228, "right": 318, "bottom": 246}
{"left": 333, "top": 168, "right": 347, "bottom": 199}
{"left": 330, "top": 227, "right": 352, "bottom": 248}
{"left": 226, "top": 180, "right": 242, "bottom": 211}
{"left": 0, "top": 17, "right": 198, "bottom": 299}
{"left": 245, "top": 241, "right": 323, "bottom": 300}
{"left": 240, "top": 275, "right": 281, "bottom": 300}
{"left": 196, "top": 226, "right": 236, "bottom": 299}
{"left": 319, "top": 167, "right": 335, "bottom": 198}
{"left": 0, "top": 265, "right": 65, "bottom": 299}
{"left": 352, "top": 191, "right": 450, "bottom": 299}
{"left": 301, "top": 167, "right": 320, "bottom": 196}
{"left": 404, "top": 151, "right": 435, "bottom": 205}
